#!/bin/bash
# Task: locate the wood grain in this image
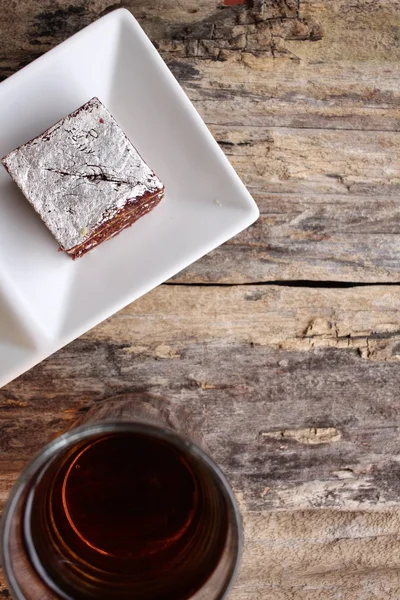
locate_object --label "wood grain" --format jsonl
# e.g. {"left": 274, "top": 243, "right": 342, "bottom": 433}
{"left": 1, "top": 0, "right": 400, "bottom": 282}
{"left": 3, "top": 284, "right": 400, "bottom": 598}
{"left": 5, "top": 283, "right": 400, "bottom": 512}
{"left": 2, "top": 1, "right": 400, "bottom": 599}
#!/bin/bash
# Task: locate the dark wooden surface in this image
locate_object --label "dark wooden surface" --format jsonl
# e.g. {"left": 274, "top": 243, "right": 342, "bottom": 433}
{"left": 1, "top": 1, "right": 400, "bottom": 598}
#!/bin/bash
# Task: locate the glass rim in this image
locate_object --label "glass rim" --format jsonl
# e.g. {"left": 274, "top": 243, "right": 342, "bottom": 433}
{"left": 1, "top": 420, "right": 243, "bottom": 600}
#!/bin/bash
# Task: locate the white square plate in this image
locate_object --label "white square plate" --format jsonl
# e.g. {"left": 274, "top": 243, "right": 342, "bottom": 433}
{"left": 0, "top": 9, "right": 259, "bottom": 387}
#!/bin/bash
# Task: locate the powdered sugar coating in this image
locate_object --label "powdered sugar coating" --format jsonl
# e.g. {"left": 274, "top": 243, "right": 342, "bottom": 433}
{"left": 2, "top": 98, "right": 164, "bottom": 251}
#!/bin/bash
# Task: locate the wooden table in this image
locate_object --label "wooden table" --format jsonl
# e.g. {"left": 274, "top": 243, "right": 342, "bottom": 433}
{"left": 1, "top": 1, "right": 400, "bottom": 598}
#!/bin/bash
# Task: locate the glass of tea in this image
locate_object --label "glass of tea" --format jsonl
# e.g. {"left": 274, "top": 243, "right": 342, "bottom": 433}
{"left": 1, "top": 394, "right": 242, "bottom": 600}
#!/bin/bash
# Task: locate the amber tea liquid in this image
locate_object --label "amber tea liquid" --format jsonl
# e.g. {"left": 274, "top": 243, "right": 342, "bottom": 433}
{"left": 22, "top": 432, "right": 229, "bottom": 600}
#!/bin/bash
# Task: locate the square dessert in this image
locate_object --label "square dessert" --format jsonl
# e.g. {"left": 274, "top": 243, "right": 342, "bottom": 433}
{"left": 1, "top": 98, "right": 165, "bottom": 259}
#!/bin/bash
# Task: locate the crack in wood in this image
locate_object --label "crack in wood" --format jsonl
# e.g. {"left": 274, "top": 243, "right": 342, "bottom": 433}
{"left": 165, "top": 281, "right": 400, "bottom": 288}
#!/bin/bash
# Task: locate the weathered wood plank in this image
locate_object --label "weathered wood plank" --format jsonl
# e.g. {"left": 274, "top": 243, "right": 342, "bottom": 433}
{"left": 2, "top": 283, "right": 400, "bottom": 597}
{"left": 174, "top": 190, "right": 400, "bottom": 284}
{"left": 172, "top": 126, "right": 400, "bottom": 283}
{"left": 81, "top": 283, "right": 400, "bottom": 362}
{"left": 3, "top": 284, "right": 400, "bottom": 511}
{"left": 209, "top": 126, "right": 400, "bottom": 196}
{"left": 233, "top": 508, "right": 400, "bottom": 600}
{"left": 173, "top": 120, "right": 400, "bottom": 282}
{"left": 1, "top": 0, "right": 400, "bottom": 283}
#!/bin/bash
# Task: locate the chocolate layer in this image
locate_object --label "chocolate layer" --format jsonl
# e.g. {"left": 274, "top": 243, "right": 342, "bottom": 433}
{"left": 68, "top": 189, "right": 164, "bottom": 259}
